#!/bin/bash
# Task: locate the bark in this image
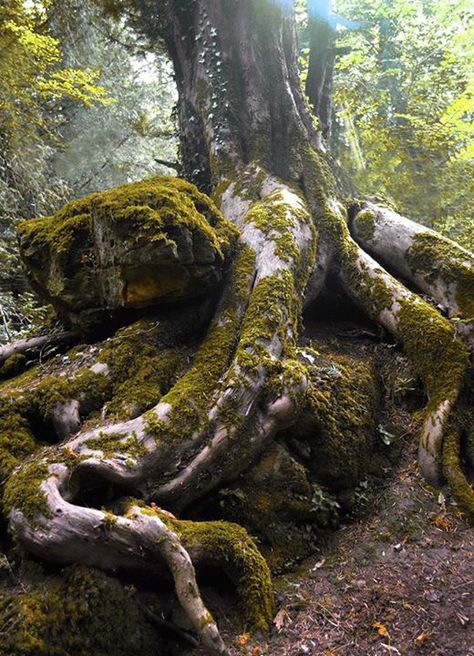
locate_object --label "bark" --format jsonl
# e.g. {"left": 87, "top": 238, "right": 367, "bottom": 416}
{"left": 305, "top": 0, "right": 336, "bottom": 140}
{"left": 0, "top": 330, "right": 79, "bottom": 369}
{"left": 2, "top": 2, "right": 473, "bottom": 654}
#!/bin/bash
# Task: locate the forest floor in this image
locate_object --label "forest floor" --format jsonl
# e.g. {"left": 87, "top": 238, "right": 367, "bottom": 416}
{"left": 188, "top": 438, "right": 473, "bottom": 656}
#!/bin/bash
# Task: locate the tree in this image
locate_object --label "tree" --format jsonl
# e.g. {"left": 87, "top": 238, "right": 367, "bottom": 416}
{"left": 331, "top": 0, "right": 474, "bottom": 243}
{"left": 1, "top": 2, "right": 473, "bottom": 655}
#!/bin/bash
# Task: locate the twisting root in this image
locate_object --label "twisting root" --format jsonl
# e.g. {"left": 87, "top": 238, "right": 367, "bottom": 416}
{"left": 350, "top": 202, "right": 474, "bottom": 349}
{"left": 298, "top": 147, "right": 471, "bottom": 512}
{"left": 7, "top": 464, "right": 229, "bottom": 655}
{"left": 4, "top": 168, "right": 317, "bottom": 653}
{"left": 322, "top": 200, "right": 471, "bottom": 513}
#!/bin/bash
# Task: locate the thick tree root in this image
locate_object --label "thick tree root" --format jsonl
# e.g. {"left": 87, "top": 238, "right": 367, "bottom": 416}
{"left": 339, "top": 232, "right": 469, "bottom": 486}
{"left": 350, "top": 202, "right": 474, "bottom": 348}
{"left": 328, "top": 202, "right": 471, "bottom": 510}
{"left": 4, "top": 170, "right": 316, "bottom": 653}
{"left": 7, "top": 467, "right": 228, "bottom": 655}
{"left": 0, "top": 330, "right": 79, "bottom": 373}
{"left": 300, "top": 153, "right": 471, "bottom": 512}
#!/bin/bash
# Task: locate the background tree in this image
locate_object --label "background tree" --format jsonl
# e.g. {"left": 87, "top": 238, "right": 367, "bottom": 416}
{"left": 331, "top": 0, "right": 474, "bottom": 247}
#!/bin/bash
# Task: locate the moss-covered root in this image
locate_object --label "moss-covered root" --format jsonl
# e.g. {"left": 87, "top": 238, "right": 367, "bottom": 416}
{"left": 350, "top": 202, "right": 474, "bottom": 345}
{"left": 156, "top": 513, "right": 274, "bottom": 632}
{"left": 5, "top": 471, "right": 228, "bottom": 656}
{"left": 151, "top": 175, "right": 317, "bottom": 509}
{"left": 443, "top": 425, "right": 474, "bottom": 523}
{"left": 0, "top": 330, "right": 79, "bottom": 376}
{"left": 336, "top": 226, "right": 470, "bottom": 493}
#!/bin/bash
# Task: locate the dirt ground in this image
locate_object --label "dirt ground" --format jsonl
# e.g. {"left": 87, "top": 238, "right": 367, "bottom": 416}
{"left": 189, "top": 439, "right": 473, "bottom": 656}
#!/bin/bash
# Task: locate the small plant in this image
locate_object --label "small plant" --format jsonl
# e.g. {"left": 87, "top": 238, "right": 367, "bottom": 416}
{"left": 311, "top": 484, "right": 341, "bottom": 516}
{"left": 377, "top": 424, "right": 395, "bottom": 446}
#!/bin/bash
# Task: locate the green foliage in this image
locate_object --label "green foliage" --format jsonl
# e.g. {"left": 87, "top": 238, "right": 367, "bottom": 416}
{"left": 330, "top": 0, "right": 473, "bottom": 247}
{"left": 0, "top": 0, "right": 109, "bottom": 216}
{"left": 49, "top": 0, "right": 178, "bottom": 196}
{"left": 0, "top": 0, "right": 111, "bottom": 343}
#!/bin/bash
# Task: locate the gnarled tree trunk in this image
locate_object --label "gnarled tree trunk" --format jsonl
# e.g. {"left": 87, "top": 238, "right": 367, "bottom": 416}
{"left": 2, "top": 2, "right": 473, "bottom": 655}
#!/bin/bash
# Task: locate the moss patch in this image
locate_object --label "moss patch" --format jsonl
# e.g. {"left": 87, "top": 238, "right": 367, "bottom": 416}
{"left": 18, "top": 176, "right": 238, "bottom": 327}
{"left": 0, "top": 565, "right": 161, "bottom": 656}
{"left": 407, "top": 231, "right": 474, "bottom": 319}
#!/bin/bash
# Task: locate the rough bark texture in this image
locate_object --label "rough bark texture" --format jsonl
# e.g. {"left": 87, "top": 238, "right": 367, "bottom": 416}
{"left": 1, "top": 2, "right": 473, "bottom": 655}
{"left": 305, "top": 0, "right": 336, "bottom": 140}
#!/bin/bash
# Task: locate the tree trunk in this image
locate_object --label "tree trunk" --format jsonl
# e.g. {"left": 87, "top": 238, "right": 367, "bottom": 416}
{"left": 305, "top": 0, "right": 336, "bottom": 140}
{"left": 2, "top": 2, "right": 473, "bottom": 655}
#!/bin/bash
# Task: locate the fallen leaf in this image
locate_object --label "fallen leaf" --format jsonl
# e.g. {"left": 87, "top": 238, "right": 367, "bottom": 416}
{"left": 273, "top": 608, "right": 291, "bottom": 632}
{"left": 373, "top": 621, "right": 390, "bottom": 638}
{"left": 432, "top": 514, "right": 450, "bottom": 530}
{"left": 252, "top": 647, "right": 261, "bottom": 656}
{"left": 414, "top": 631, "right": 431, "bottom": 647}
{"left": 236, "top": 633, "right": 250, "bottom": 646}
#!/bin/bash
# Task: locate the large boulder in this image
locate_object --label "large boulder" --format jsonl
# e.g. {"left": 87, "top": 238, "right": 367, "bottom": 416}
{"left": 18, "top": 177, "right": 236, "bottom": 329}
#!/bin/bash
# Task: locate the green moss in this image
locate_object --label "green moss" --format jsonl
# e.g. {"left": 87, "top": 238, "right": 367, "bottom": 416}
{"left": 0, "top": 396, "right": 37, "bottom": 482}
{"left": 304, "top": 352, "right": 379, "bottom": 490}
{"left": 148, "top": 510, "right": 274, "bottom": 632}
{"left": 0, "top": 353, "right": 26, "bottom": 378}
{"left": 0, "top": 565, "right": 161, "bottom": 656}
{"left": 244, "top": 191, "right": 301, "bottom": 263}
{"left": 3, "top": 451, "right": 52, "bottom": 522}
{"left": 213, "top": 167, "right": 268, "bottom": 206}
{"left": 35, "top": 368, "right": 111, "bottom": 417}
{"left": 97, "top": 320, "right": 190, "bottom": 419}
{"left": 85, "top": 430, "right": 147, "bottom": 461}
{"left": 239, "top": 271, "right": 297, "bottom": 356}
{"left": 18, "top": 176, "right": 237, "bottom": 261}
{"left": 397, "top": 297, "right": 468, "bottom": 408}
{"left": 407, "top": 231, "right": 474, "bottom": 319}
{"left": 354, "top": 209, "right": 376, "bottom": 243}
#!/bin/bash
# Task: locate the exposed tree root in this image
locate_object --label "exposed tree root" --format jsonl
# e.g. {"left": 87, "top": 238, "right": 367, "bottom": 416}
{"left": 0, "top": 330, "right": 79, "bottom": 373}
{"left": 2, "top": 165, "right": 473, "bottom": 654}
{"left": 350, "top": 202, "right": 474, "bottom": 348}
{"left": 334, "top": 203, "right": 471, "bottom": 500}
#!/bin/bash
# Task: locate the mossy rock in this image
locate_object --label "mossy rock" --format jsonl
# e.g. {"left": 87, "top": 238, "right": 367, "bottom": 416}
{"left": 18, "top": 177, "right": 237, "bottom": 329}
{"left": 0, "top": 565, "right": 163, "bottom": 656}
